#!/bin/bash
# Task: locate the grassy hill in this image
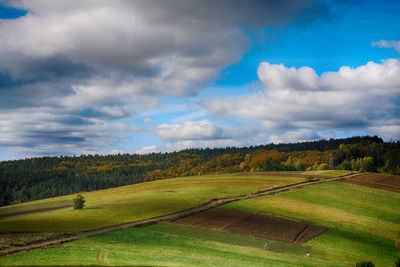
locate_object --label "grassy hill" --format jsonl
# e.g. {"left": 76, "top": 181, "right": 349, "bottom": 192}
{"left": 0, "top": 171, "right": 398, "bottom": 266}
{"left": 0, "top": 173, "right": 305, "bottom": 233}
{"left": 224, "top": 181, "right": 400, "bottom": 266}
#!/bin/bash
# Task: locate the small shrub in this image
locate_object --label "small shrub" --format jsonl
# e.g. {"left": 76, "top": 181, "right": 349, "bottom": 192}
{"left": 356, "top": 261, "right": 374, "bottom": 267}
{"left": 73, "top": 193, "right": 85, "bottom": 209}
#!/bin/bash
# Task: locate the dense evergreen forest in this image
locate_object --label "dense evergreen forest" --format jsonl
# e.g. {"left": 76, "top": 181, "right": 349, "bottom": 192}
{"left": 1, "top": 136, "right": 399, "bottom": 206}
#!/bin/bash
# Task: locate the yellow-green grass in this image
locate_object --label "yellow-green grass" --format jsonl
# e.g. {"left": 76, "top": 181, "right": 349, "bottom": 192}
{"left": 224, "top": 182, "right": 400, "bottom": 266}
{"left": 273, "top": 170, "right": 353, "bottom": 177}
{"left": 0, "top": 174, "right": 304, "bottom": 233}
{"left": 0, "top": 224, "right": 350, "bottom": 267}
{"left": 0, "top": 200, "right": 71, "bottom": 216}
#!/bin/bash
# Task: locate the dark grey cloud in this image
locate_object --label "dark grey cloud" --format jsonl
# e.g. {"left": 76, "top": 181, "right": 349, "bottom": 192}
{"left": 0, "top": 0, "right": 334, "bottom": 156}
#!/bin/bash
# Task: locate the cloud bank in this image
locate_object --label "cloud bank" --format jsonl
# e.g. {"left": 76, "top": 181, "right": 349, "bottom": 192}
{"left": 372, "top": 40, "right": 400, "bottom": 53}
{"left": 0, "top": 0, "right": 329, "bottom": 156}
{"left": 206, "top": 59, "right": 400, "bottom": 141}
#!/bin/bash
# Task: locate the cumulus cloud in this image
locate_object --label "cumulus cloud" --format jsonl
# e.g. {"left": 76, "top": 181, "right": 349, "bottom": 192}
{"left": 372, "top": 40, "right": 400, "bottom": 53}
{"left": 0, "top": 0, "right": 330, "bottom": 156}
{"left": 267, "top": 129, "right": 321, "bottom": 144}
{"left": 155, "top": 120, "right": 224, "bottom": 141}
{"left": 206, "top": 59, "right": 400, "bottom": 140}
{"left": 149, "top": 119, "right": 265, "bottom": 152}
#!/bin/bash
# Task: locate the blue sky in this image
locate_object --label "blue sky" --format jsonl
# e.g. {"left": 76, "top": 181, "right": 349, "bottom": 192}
{"left": 0, "top": 0, "right": 399, "bottom": 159}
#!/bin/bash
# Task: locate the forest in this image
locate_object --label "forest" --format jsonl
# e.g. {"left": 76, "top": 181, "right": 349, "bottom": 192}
{"left": 0, "top": 136, "right": 399, "bottom": 206}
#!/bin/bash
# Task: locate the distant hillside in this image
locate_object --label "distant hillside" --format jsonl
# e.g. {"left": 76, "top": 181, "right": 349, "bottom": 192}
{"left": 1, "top": 136, "right": 399, "bottom": 206}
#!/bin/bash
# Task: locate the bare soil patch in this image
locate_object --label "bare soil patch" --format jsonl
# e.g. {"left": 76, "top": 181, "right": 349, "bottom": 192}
{"left": 341, "top": 173, "right": 400, "bottom": 193}
{"left": 174, "top": 207, "right": 327, "bottom": 244}
{"left": 174, "top": 208, "right": 249, "bottom": 230}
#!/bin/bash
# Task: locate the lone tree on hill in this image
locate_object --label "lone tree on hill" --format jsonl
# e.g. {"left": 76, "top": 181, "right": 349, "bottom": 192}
{"left": 73, "top": 193, "right": 85, "bottom": 209}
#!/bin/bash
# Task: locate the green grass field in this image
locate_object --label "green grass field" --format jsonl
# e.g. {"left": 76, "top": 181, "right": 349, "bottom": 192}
{"left": 224, "top": 182, "right": 400, "bottom": 266}
{"left": 4, "top": 170, "right": 390, "bottom": 266}
{"left": 0, "top": 173, "right": 305, "bottom": 233}
{"left": 0, "top": 223, "right": 349, "bottom": 267}
{"left": 0, "top": 200, "right": 71, "bottom": 217}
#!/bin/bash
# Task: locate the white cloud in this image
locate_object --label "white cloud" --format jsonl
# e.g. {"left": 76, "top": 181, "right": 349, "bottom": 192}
{"left": 367, "top": 124, "right": 400, "bottom": 141}
{"left": 135, "top": 145, "right": 158, "bottom": 154}
{"left": 372, "top": 40, "right": 400, "bottom": 53}
{"left": 143, "top": 118, "right": 153, "bottom": 124}
{"left": 258, "top": 62, "right": 319, "bottom": 91}
{"left": 267, "top": 129, "right": 320, "bottom": 144}
{"left": 155, "top": 120, "right": 223, "bottom": 141}
{"left": 149, "top": 119, "right": 265, "bottom": 152}
{"left": 206, "top": 59, "right": 400, "bottom": 140}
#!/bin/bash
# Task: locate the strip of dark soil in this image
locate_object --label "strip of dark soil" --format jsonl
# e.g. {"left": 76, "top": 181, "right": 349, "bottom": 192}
{"left": 0, "top": 205, "right": 72, "bottom": 219}
{"left": 174, "top": 207, "right": 327, "bottom": 244}
{"left": 348, "top": 173, "right": 400, "bottom": 185}
{"left": 224, "top": 213, "right": 310, "bottom": 243}
{"left": 174, "top": 207, "right": 250, "bottom": 230}
{"left": 341, "top": 180, "right": 400, "bottom": 193}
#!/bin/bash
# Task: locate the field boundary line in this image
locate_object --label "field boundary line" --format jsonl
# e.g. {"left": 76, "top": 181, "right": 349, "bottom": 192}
{"left": 0, "top": 172, "right": 362, "bottom": 257}
{"left": 0, "top": 205, "right": 73, "bottom": 219}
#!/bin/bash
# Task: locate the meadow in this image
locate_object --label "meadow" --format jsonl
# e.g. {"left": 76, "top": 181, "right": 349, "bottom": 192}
{"left": 0, "top": 173, "right": 305, "bottom": 233}
{"left": 0, "top": 223, "right": 348, "bottom": 267}
{"left": 224, "top": 181, "right": 400, "bottom": 266}
{"left": 1, "top": 170, "right": 397, "bottom": 266}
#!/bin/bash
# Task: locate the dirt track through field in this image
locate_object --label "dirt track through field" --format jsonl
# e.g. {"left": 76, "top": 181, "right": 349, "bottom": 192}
{"left": 0, "top": 172, "right": 360, "bottom": 257}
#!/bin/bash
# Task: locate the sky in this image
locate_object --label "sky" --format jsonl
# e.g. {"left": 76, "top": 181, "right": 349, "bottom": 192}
{"left": 0, "top": 0, "right": 399, "bottom": 160}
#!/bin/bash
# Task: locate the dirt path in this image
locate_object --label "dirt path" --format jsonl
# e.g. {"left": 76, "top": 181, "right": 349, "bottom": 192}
{"left": 0, "top": 172, "right": 360, "bottom": 257}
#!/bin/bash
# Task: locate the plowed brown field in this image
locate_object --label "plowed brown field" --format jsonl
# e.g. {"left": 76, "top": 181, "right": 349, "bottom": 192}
{"left": 341, "top": 173, "right": 400, "bottom": 193}
{"left": 173, "top": 207, "right": 327, "bottom": 244}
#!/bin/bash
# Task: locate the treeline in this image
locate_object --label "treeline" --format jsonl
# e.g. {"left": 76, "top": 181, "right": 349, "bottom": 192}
{"left": 0, "top": 136, "right": 399, "bottom": 206}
